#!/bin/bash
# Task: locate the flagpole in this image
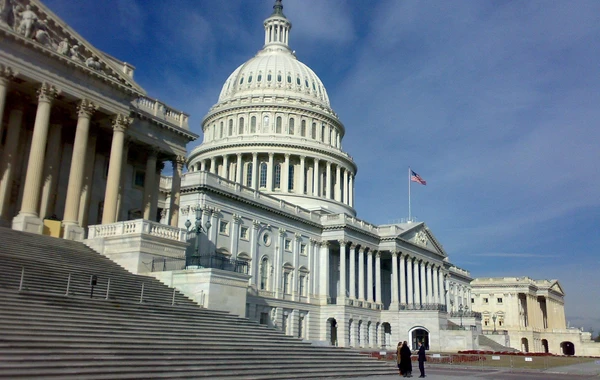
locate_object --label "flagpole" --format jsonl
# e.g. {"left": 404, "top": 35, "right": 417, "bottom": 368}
{"left": 408, "top": 167, "right": 411, "bottom": 221}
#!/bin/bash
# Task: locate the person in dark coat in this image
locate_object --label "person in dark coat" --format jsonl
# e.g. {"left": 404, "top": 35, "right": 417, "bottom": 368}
{"left": 417, "top": 341, "right": 427, "bottom": 378}
{"left": 400, "top": 341, "right": 413, "bottom": 377}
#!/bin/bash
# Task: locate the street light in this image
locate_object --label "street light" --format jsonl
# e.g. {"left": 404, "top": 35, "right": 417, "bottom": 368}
{"left": 459, "top": 304, "right": 468, "bottom": 329}
{"left": 184, "top": 205, "right": 211, "bottom": 258}
{"left": 492, "top": 313, "right": 497, "bottom": 334}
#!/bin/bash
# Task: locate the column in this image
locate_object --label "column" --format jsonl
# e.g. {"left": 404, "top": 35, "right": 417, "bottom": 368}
{"left": 142, "top": 148, "right": 158, "bottom": 220}
{"left": 251, "top": 152, "right": 258, "bottom": 189}
{"left": 349, "top": 174, "right": 354, "bottom": 207}
{"left": 358, "top": 247, "right": 365, "bottom": 301}
{"left": 151, "top": 162, "right": 162, "bottom": 222}
{"left": 283, "top": 153, "right": 290, "bottom": 192}
{"left": 200, "top": 160, "right": 206, "bottom": 171}
{"left": 399, "top": 253, "right": 407, "bottom": 305}
{"left": 407, "top": 256, "right": 414, "bottom": 305}
{"left": 338, "top": 240, "right": 347, "bottom": 302}
{"left": 343, "top": 168, "right": 349, "bottom": 204}
{"left": 313, "top": 158, "right": 320, "bottom": 196}
{"left": 391, "top": 251, "right": 399, "bottom": 307}
{"left": 210, "top": 157, "right": 216, "bottom": 174}
{"left": 298, "top": 155, "right": 305, "bottom": 194}
{"left": 375, "top": 252, "right": 382, "bottom": 304}
{"left": 230, "top": 214, "right": 241, "bottom": 257}
{"left": 235, "top": 153, "right": 242, "bottom": 184}
{"left": 367, "top": 249, "right": 374, "bottom": 303}
{"left": 348, "top": 243, "right": 356, "bottom": 299}
{"left": 439, "top": 270, "right": 446, "bottom": 308}
{"left": 0, "top": 65, "right": 16, "bottom": 137}
{"left": 325, "top": 162, "right": 331, "bottom": 199}
{"left": 319, "top": 241, "right": 330, "bottom": 304}
{"left": 115, "top": 139, "right": 130, "bottom": 221}
{"left": 267, "top": 152, "right": 274, "bottom": 191}
{"left": 38, "top": 123, "right": 62, "bottom": 220}
{"left": 169, "top": 156, "right": 184, "bottom": 226}
{"left": 335, "top": 165, "right": 341, "bottom": 201}
{"left": 419, "top": 260, "right": 426, "bottom": 306}
{"left": 13, "top": 83, "right": 60, "bottom": 234}
{"left": 101, "top": 114, "right": 132, "bottom": 224}
{"left": 78, "top": 134, "right": 97, "bottom": 228}
{"left": 0, "top": 102, "right": 25, "bottom": 221}
{"left": 222, "top": 154, "right": 229, "bottom": 180}
{"left": 62, "top": 99, "right": 97, "bottom": 240}
{"left": 250, "top": 220, "right": 260, "bottom": 287}
{"left": 426, "top": 262, "right": 433, "bottom": 304}
{"left": 433, "top": 265, "right": 439, "bottom": 305}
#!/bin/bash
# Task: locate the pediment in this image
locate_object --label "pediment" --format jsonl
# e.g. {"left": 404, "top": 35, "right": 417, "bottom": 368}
{"left": 549, "top": 280, "right": 565, "bottom": 296}
{"left": 0, "top": 0, "right": 145, "bottom": 93}
{"left": 398, "top": 222, "right": 447, "bottom": 257}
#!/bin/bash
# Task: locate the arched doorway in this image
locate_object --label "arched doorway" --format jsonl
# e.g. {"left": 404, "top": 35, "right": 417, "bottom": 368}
{"left": 382, "top": 322, "right": 392, "bottom": 348}
{"left": 411, "top": 328, "right": 429, "bottom": 350}
{"left": 541, "top": 339, "right": 549, "bottom": 353}
{"left": 357, "top": 320, "right": 363, "bottom": 347}
{"left": 521, "top": 338, "right": 529, "bottom": 353}
{"left": 326, "top": 318, "right": 337, "bottom": 346}
{"left": 561, "top": 341, "right": 575, "bottom": 356}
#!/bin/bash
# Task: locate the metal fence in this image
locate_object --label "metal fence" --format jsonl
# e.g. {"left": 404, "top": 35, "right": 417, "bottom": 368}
{"left": 150, "top": 255, "right": 249, "bottom": 275}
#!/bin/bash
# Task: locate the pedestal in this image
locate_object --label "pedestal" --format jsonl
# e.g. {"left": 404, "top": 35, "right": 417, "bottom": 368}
{"left": 63, "top": 222, "right": 85, "bottom": 241}
{"left": 12, "top": 213, "right": 43, "bottom": 234}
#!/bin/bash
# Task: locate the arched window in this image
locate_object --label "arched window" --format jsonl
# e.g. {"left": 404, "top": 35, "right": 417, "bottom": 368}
{"left": 296, "top": 76, "right": 301, "bottom": 86}
{"left": 260, "top": 257, "right": 269, "bottom": 290}
{"left": 246, "top": 162, "right": 253, "bottom": 187}
{"left": 248, "top": 75, "right": 252, "bottom": 83}
{"left": 228, "top": 119, "right": 233, "bottom": 136}
{"left": 321, "top": 125, "right": 325, "bottom": 142}
{"left": 301, "top": 120, "right": 306, "bottom": 137}
{"left": 276, "top": 116, "right": 282, "bottom": 133}
{"left": 259, "top": 162, "right": 268, "bottom": 188}
{"left": 287, "top": 74, "right": 291, "bottom": 83}
{"left": 277, "top": 73, "right": 282, "bottom": 82}
{"left": 288, "top": 118, "right": 294, "bottom": 135}
{"left": 274, "top": 163, "right": 282, "bottom": 189}
{"left": 288, "top": 165, "right": 295, "bottom": 190}
{"left": 239, "top": 76, "right": 244, "bottom": 85}
{"left": 312, "top": 123, "right": 316, "bottom": 139}
{"left": 267, "top": 72, "right": 272, "bottom": 82}
{"left": 250, "top": 116, "right": 257, "bottom": 133}
{"left": 257, "top": 72, "right": 262, "bottom": 82}
{"left": 220, "top": 121, "right": 224, "bottom": 138}
{"left": 238, "top": 117, "right": 244, "bottom": 134}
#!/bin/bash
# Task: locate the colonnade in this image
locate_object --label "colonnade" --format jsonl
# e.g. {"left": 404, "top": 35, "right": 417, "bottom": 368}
{"left": 446, "top": 280, "right": 472, "bottom": 312}
{"left": 338, "top": 241, "right": 447, "bottom": 309}
{"left": 0, "top": 72, "right": 186, "bottom": 237}
{"left": 191, "top": 153, "right": 355, "bottom": 207}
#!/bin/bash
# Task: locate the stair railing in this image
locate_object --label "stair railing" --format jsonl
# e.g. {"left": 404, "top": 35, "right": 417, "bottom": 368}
{"left": 19, "top": 267, "right": 24, "bottom": 291}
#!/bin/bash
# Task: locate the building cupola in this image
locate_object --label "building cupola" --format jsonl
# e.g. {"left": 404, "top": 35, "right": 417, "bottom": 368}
{"left": 263, "top": 0, "right": 292, "bottom": 49}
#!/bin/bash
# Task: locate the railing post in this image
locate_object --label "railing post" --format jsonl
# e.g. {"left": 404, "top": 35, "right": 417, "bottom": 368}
{"left": 105, "top": 278, "right": 111, "bottom": 300}
{"left": 139, "top": 283, "right": 144, "bottom": 303}
{"left": 18, "top": 267, "right": 24, "bottom": 291}
{"left": 151, "top": 259, "right": 155, "bottom": 272}
{"left": 65, "top": 273, "right": 71, "bottom": 296}
{"left": 163, "top": 258, "right": 166, "bottom": 271}
{"left": 172, "top": 288, "right": 176, "bottom": 306}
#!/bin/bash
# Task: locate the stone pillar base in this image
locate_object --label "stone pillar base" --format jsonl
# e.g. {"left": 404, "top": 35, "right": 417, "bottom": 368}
{"left": 389, "top": 302, "right": 400, "bottom": 311}
{"left": 12, "top": 213, "right": 43, "bottom": 234}
{"left": 63, "top": 223, "right": 85, "bottom": 241}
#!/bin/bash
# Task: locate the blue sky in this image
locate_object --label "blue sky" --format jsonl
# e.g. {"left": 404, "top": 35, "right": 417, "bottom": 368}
{"left": 44, "top": 0, "right": 600, "bottom": 334}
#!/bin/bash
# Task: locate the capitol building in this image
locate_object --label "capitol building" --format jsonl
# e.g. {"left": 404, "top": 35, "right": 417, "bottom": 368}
{"left": 1, "top": 0, "right": 598, "bottom": 356}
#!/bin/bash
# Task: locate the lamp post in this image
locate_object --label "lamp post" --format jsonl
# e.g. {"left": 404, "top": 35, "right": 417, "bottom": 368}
{"left": 492, "top": 313, "right": 497, "bottom": 334}
{"left": 184, "top": 205, "right": 211, "bottom": 265}
{"left": 459, "top": 304, "right": 468, "bottom": 329}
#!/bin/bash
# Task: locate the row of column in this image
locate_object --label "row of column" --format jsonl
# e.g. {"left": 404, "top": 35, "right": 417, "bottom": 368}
{"left": 193, "top": 153, "right": 355, "bottom": 207}
{"left": 447, "top": 281, "right": 472, "bottom": 312}
{"left": 0, "top": 73, "right": 185, "bottom": 236}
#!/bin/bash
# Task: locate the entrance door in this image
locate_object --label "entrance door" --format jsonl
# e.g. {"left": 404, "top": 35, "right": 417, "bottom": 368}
{"left": 412, "top": 328, "right": 429, "bottom": 350}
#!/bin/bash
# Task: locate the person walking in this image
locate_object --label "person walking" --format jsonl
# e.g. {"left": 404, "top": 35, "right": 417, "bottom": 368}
{"left": 417, "top": 341, "right": 427, "bottom": 378}
{"left": 400, "top": 341, "right": 413, "bottom": 377}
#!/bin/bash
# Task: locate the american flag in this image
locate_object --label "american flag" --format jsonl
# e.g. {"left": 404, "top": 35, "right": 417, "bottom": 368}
{"left": 410, "top": 170, "right": 427, "bottom": 185}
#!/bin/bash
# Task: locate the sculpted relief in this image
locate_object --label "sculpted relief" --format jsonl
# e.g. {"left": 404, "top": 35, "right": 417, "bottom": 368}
{"left": 415, "top": 230, "right": 428, "bottom": 247}
{"left": 0, "top": 0, "right": 130, "bottom": 86}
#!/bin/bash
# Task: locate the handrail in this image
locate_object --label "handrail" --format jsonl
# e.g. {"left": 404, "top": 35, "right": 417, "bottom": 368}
{"left": 150, "top": 255, "right": 249, "bottom": 275}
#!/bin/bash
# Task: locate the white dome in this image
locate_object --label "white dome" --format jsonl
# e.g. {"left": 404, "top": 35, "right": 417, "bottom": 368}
{"left": 218, "top": 46, "right": 331, "bottom": 108}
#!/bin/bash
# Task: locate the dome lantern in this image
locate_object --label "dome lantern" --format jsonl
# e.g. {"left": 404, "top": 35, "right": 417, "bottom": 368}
{"left": 264, "top": 0, "right": 292, "bottom": 49}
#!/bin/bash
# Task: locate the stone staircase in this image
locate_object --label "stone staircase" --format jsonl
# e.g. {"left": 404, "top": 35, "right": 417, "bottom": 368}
{"left": 0, "top": 227, "right": 396, "bottom": 379}
{"left": 477, "top": 334, "right": 519, "bottom": 352}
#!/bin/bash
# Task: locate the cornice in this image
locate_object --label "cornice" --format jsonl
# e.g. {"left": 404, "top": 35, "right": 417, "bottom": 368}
{"left": 132, "top": 109, "right": 198, "bottom": 141}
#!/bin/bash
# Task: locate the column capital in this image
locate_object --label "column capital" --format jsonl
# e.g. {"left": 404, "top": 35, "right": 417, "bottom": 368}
{"left": 147, "top": 145, "right": 160, "bottom": 157}
{"left": 294, "top": 232, "right": 302, "bottom": 241}
{"left": 278, "top": 228, "right": 286, "bottom": 236}
{"left": 37, "top": 82, "right": 60, "bottom": 103}
{"left": 284, "top": 153, "right": 290, "bottom": 159}
{"left": 232, "top": 214, "right": 242, "bottom": 223}
{"left": 349, "top": 243, "right": 357, "bottom": 250}
{"left": 299, "top": 155, "right": 306, "bottom": 161}
{"left": 77, "top": 99, "right": 98, "bottom": 118}
{"left": 320, "top": 240, "right": 330, "bottom": 248}
{"left": 112, "top": 114, "right": 133, "bottom": 132}
{"left": 375, "top": 251, "right": 381, "bottom": 259}
{"left": 236, "top": 153, "right": 242, "bottom": 158}
{"left": 252, "top": 152, "right": 258, "bottom": 158}
{"left": 338, "top": 239, "right": 347, "bottom": 247}
{"left": 252, "top": 220, "right": 261, "bottom": 229}
{"left": 358, "top": 246, "right": 365, "bottom": 253}
{"left": 173, "top": 155, "right": 186, "bottom": 168}
{"left": 268, "top": 152, "right": 274, "bottom": 158}
{"left": 391, "top": 251, "right": 398, "bottom": 258}
{"left": 0, "top": 64, "right": 17, "bottom": 84}
{"left": 309, "top": 238, "right": 319, "bottom": 245}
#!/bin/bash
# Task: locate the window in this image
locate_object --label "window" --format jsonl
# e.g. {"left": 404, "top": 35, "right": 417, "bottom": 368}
{"left": 238, "top": 117, "right": 244, "bottom": 134}
{"left": 133, "top": 169, "right": 145, "bottom": 188}
{"left": 288, "top": 165, "right": 294, "bottom": 190}
{"left": 287, "top": 74, "right": 291, "bottom": 83}
{"left": 288, "top": 118, "right": 294, "bottom": 135}
{"left": 301, "top": 120, "right": 306, "bottom": 136}
{"left": 257, "top": 73, "right": 262, "bottom": 82}
{"left": 219, "top": 122, "right": 224, "bottom": 138}
{"left": 260, "top": 258, "right": 269, "bottom": 290}
{"left": 484, "top": 318, "right": 489, "bottom": 326}
{"left": 300, "top": 244, "right": 307, "bottom": 256}
{"left": 296, "top": 77, "right": 301, "bottom": 86}
{"left": 219, "top": 220, "right": 229, "bottom": 235}
{"left": 471, "top": 298, "right": 475, "bottom": 304}
{"left": 276, "top": 116, "right": 282, "bottom": 133}
{"left": 274, "top": 163, "right": 281, "bottom": 189}
{"left": 259, "top": 162, "right": 267, "bottom": 188}
{"left": 250, "top": 116, "right": 257, "bottom": 133}
{"left": 311, "top": 123, "right": 316, "bottom": 139}
{"left": 263, "top": 115, "right": 270, "bottom": 132}
{"left": 246, "top": 163, "right": 253, "bottom": 187}
{"left": 260, "top": 312, "right": 268, "bottom": 325}
{"left": 321, "top": 125, "right": 325, "bottom": 142}
{"left": 228, "top": 119, "right": 233, "bottom": 136}
{"left": 497, "top": 297, "right": 503, "bottom": 304}
{"left": 283, "top": 272, "right": 290, "bottom": 294}
{"left": 277, "top": 73, "right": 282, "bottom": 82}
{"left": 239, "top": 77, "right": 244, "bottom": 85}
{"left": 262, "top": 233, "right": 271, "bottom": 246}
{"left": 240, "top": 226, "right": 249, "bottom": 240}
{"left": 483, "top": 298, "right": 489, "bottom": 304}
{"left": 284, "top": 239, "right": 292, "bottom": 251}
{"left": 267, "top": 73, "right": 272, "bottom": 82}
{"left": 299, "top": 275, "right": 306, "bottom": 297}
